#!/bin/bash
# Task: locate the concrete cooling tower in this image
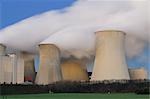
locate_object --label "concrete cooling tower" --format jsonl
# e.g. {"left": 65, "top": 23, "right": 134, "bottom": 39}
{"left": 91, "top": 30, "right": 130, "bottom": 81}
{"left": 20, "top": 52, "right": 36, "bottom": 82}
{"left": 0, "top": 44, "right": 6, "bottom": 55}
{"left": 129, "top": 68, "right": 148, "bottom": 80}
{"left": 35, "top": 44, "right": 62, "bottom": 85}
{"left": 61, "top": 59, "right": 89, "bottom": 81}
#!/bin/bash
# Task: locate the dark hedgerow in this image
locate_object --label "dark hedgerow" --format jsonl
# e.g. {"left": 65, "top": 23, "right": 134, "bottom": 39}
{"left": 0, "top": 80, "right": 149, "bottom": 95}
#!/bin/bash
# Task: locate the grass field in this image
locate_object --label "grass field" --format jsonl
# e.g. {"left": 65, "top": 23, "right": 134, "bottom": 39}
{"left": 0, "top": 93, "right": 149, "bottom": 99}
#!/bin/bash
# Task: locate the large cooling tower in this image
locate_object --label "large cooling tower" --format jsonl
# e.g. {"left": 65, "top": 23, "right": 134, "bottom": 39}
{"left": 21, "top": 52, "right": 35, "bottom": 82}
{"left": 129, "top": 68, "right": 148, "bottom": 80}
{"left": 61, "top": 59, "right": 89, "bottom": 81}
{"left": 91, "top": 30, "right": 130, "bottom": 81}
{"left": 35, "top": 44, "right": 62, "bottom": 85}
{"left": 0, "top": 44, "right": 6, "bottom": 55}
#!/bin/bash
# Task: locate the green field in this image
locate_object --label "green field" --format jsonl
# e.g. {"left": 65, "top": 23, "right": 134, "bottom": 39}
{"left": 0, "top": 93, "right": 149, "bottom": 99}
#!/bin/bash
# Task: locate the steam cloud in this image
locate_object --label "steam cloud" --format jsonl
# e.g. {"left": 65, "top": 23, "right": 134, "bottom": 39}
{"left": 0, "top": 0, "right": 149, "bottom": 59}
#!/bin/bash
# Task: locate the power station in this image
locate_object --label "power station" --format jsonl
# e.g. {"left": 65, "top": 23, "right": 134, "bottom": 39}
{"left": 0, "top": 30, "right": 148, "bottom": 85}
{"left": 0, "top": 44, "right": 24, "bottom": 84}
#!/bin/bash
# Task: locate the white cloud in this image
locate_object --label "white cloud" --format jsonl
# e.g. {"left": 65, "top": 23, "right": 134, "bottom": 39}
{"left": 0, "top": 0, "right": 149, "bottom": 59}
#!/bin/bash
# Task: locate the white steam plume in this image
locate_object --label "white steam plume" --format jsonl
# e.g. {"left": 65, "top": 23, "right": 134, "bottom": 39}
{"left": 0, "top": 0, "right": 149, "bottom": 59}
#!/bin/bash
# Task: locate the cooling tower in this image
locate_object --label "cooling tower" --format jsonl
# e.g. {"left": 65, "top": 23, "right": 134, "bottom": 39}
{"left": 0, "top": 44, "right": 6, "bottom": 55}
{"left": 129, "top": 68, "right": 148, "bottom": 80}
{"left": 61, "top": 59, "right": 89, "bottom": 81}
{"left": 91, "top": 30, "right": 130, "bottom": 81}
{"left": 21, "top": 52, "right": 35, "bottom": 82}
{"left": 35, "top": 44, "right": 62, "bottom": 85}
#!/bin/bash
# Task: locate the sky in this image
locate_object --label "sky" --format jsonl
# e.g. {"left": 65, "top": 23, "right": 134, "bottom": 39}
{"left": 0, "top": 0, "right": 149, "bottom": 76}
{"left": 0, "top": 0, "right": 76, "bottom": 28}
{"left": 0, "top": 0, "right": 76, "bottom": 70}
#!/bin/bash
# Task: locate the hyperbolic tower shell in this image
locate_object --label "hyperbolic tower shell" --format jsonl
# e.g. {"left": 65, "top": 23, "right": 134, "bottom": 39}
{"left": 35, "top": 44, "right": 62, "bottom": 85}
{"left": 91, "top": 30, "right": 130, "bottom": 80}
{"left": 61, "top": 59, "right": 89, "bottom": 81}
{"left": 0, "top": 44, "right": 6, "bottom": 55}
{"left": 21, "top": 52, "right": 35, "bottom": 82}
{"left": 129, "top": 68, "right": 148, "bottom": 80}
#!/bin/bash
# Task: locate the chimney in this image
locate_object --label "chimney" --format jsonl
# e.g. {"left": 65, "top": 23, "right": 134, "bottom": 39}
{"left": 35, "top": 44, "right": 62, "bottom": 85}
{"left": 91, "top": 30, "right": 130, "bottom": 80}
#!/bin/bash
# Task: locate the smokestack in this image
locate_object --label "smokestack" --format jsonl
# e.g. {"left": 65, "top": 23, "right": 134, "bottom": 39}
{"left": 91, "top": 30, "right": 130, "bottom": 81}
{"left": 0, "top": 44, "right": 6, "bottom": 56}
{"left": 21, "top": 52, "right": 35, "bottom": 82}
{"left": 35, "top": 44, "right": 62, "bottom": 85}
{"left": 129, "top": 67, "right": 148, "bottom": 80}
{"left": 61, "top": 59, "right": 89, "bottom": 81}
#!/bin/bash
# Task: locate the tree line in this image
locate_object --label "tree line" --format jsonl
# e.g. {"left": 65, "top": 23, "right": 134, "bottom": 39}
{"left": 0, "top": 80, "right": 149, "bottom": 95}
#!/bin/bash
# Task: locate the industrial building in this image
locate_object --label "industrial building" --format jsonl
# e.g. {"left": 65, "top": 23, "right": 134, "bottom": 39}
{"left": 0, "top": 56, "right": 13, "bottom": 84}
{"left": 12, "top": 53, "right": 24, "bottom": 84}
{"left": 0, "top": 44, "right": 24, "bottom": 84}
{"left": 0, "top": 30, "right": 148, "bottom": 85}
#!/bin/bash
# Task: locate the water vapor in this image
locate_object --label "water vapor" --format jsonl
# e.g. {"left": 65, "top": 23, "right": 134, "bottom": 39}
{"left": 0, "top": 0, "right": 149, "bottom": 59}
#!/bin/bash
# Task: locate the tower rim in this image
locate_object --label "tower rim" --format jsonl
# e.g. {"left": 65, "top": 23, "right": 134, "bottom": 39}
{"left": 38, "top": 43, "right": 61, "bottom": 54}
{"left": 95, "top": 30, "right": 126, "bottom": 35}
{"left": 0, "top": 43, "right": 6, "bottom": 48}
